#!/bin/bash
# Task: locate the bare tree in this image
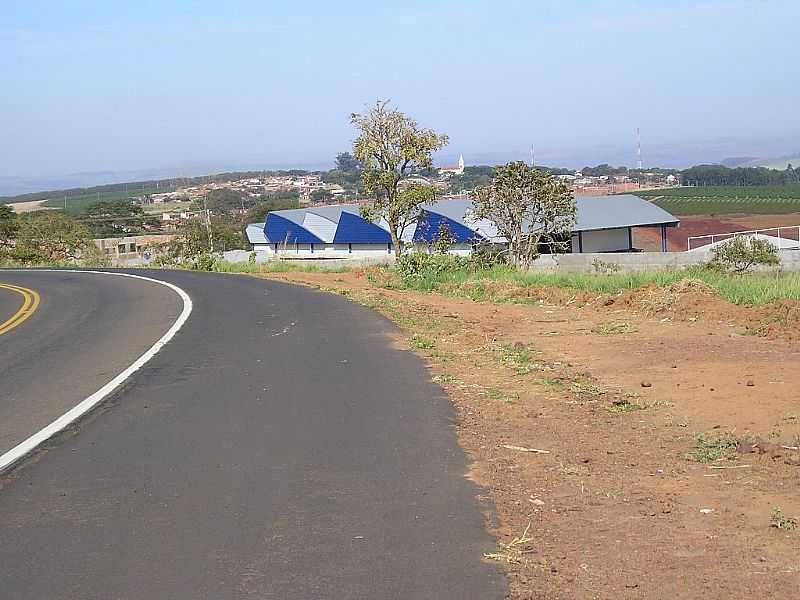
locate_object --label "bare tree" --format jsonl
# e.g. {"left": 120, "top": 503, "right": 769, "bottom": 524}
{"left": 351, "top": 100, "right": 448, "bottom": 256}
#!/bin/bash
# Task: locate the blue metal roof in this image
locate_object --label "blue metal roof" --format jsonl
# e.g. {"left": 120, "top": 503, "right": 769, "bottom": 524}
{"left": 333, "top": 211, "right": 391, "bottom": 244}
{"left": 264, "top": 213, "right": 324, "bottom": 245}
{"left": 413, "top": 210, "right": 483, "bottom": 244}
{"left": 257, "top": 196, "right": 680, "bottom": 245}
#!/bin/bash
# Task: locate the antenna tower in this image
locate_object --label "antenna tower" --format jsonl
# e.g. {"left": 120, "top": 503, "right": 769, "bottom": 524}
{"left": 636, "top": 128, "right": 643, "bottom": 170}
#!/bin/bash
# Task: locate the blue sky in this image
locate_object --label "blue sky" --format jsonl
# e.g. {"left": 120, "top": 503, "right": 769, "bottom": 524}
{"left": 1, "top": 0, "right": 799, "bottom": 182}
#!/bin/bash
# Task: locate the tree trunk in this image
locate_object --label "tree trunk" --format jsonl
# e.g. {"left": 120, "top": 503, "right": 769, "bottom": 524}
{"left": 391, "top": 230, "right": 403, "bottom": 258}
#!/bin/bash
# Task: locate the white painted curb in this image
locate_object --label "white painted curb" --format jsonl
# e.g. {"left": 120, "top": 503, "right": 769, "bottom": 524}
{"left": 0, "top": 270, "right": 193, "bottom": 474}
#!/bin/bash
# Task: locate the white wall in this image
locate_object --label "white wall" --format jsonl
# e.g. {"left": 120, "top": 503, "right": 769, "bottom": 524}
{"left": 575, "top": 228, "right": 631, "bottom": 253}
{"left": 262, "top": 242, "right": 393, "bottom": 258}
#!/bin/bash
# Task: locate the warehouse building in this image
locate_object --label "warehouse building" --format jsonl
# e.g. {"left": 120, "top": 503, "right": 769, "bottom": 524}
{"left": 247, "top": 195, "right": 679, "bottom": 257}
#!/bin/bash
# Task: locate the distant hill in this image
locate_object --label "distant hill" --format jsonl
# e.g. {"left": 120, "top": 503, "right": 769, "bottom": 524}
{"left": 720, "top": 154, "right": 800, "bottom": 170}
{"left": 720, "top": 156, "right": 759, "bottom": 168}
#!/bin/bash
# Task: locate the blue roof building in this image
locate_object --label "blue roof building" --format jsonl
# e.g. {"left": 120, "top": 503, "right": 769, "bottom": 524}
{"left": 248, "top": 195, "right": 679, "bottom": 257}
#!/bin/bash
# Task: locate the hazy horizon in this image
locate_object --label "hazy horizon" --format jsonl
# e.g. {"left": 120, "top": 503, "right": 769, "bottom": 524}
{"left": 2, "top": 0, "right": 799, "bottom": 194}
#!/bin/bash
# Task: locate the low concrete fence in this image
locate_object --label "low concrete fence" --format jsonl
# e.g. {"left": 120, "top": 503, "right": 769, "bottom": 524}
{"left": 220, "top": 250, "right": 396, "bottom": 269}
{"left": 529, "top": 249, "right": 800, "bottom": 273}
{"left": 219, "top": 248, "right": 800, "bottom": 274}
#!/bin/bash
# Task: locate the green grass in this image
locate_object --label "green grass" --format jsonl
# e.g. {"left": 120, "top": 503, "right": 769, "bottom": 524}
{"left": 37, "top": 185, "right": 181, "bottom": 214}
{"left": 211, "top": 260, "right": 351, "bottom": 274}
{"left": 397, "top": 264, "right": 800, "bottom": 306}
{"left": 482, "top": 387, "right": 519, "bottom": 405}
{"left": 636, "top": 185, "right": 800, "bottom": 215}
{"left": 689, "top": 433, "right": 740, "bottom": 463}
{"left": 499, "top": 343, "right": 535, "bottom": 374}
{"left": 409, "top": 334, "right": 436, "bottom": 350}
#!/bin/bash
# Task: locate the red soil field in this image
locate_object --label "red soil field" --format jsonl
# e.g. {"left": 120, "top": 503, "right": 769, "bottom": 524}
{"left": 634, "top": 213, "right": 800, "bottom": 251}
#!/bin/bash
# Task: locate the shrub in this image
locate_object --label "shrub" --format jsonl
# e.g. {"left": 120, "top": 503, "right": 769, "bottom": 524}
{"left": 191, "top": 252, "right": 217, "bottom": 271}
{"left": 395, "top": 252, "right": 469, "bottom": 282}
{"left": 709, "top": 236, "right": 780, "bottom": 273}
{"left": 468, "top": 243, "right": 508, "bottom": 270}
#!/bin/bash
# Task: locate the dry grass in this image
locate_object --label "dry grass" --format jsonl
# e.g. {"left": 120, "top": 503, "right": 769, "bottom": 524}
{"left": 484, "top": 523, "right": 535, "bottom": 564}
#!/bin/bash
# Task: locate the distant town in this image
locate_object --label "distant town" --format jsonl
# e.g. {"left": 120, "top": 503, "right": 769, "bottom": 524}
{"left": 118, "top": 155, "right": 683, "bottom": 234}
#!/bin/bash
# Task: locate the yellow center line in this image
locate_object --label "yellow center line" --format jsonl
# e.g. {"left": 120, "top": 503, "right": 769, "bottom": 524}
{"left": 0, "top": 283, "right": 41, "bottom": 336}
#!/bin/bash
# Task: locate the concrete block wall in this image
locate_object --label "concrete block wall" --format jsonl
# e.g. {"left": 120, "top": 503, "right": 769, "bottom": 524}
{"left": 217, "top": 247, "right": 800, "bottom": 274}
{"left": 529, "top": 249, "right": 800, "bottom": 273}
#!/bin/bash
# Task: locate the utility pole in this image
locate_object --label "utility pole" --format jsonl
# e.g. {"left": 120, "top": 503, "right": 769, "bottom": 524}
{"left": 203, "top": 193, "right": 215, "bottom": 253}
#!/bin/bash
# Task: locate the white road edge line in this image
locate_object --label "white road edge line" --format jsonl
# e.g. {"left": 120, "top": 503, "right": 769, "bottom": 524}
{"left": 0, "top": 270, "right": 193, "bottom": 474}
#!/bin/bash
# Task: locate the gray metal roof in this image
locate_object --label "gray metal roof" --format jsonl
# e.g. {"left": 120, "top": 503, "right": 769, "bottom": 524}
{"left": 245, "top": 223, "right": 268, "bottom": 244}
{"left": 260, "top": 195, "right": 679, "bottom": 243}
{"left": 423, "top": 195, "right": 679, "bottom": 234}
{"left": 305, "top": 205, "right": 363, "bottom": 222}
{"left": 573, "top": 195, "right": 679, "bottom": 232}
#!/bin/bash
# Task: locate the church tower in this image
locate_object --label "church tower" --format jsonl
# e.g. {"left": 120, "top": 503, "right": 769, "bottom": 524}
{"left": 457, "top": 154, "right": 465, "bottom": 174}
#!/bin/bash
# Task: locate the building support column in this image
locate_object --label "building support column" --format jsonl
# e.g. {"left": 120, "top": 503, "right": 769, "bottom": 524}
{"left": 661, "top": 225, "right": 668, "bottom": 252}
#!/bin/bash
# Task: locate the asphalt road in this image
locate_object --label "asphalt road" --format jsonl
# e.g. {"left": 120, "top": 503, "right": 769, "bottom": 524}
{"left": 0, "top": 271, "right": 181, "bottom": 455}
{"left": 0, "top": 270, "right": 505, "bottom": 599}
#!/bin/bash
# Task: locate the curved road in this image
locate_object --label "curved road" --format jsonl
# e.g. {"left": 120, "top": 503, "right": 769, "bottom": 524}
{"left": 0, "top": 270, "right": 505, "bottom": 599}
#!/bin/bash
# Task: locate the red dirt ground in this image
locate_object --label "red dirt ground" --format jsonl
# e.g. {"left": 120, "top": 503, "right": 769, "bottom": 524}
{"left": 257, "top": 271, "right": 800, "bottom": 600}
{"left": 635, "top": 213, "right": 800, "bottom": 251}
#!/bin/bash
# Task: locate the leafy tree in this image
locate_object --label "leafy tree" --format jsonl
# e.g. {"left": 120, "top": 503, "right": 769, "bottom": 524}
{"left": 310, "top": 188, "right": 334, "bottom": 203}
{"left": 263, "top": 190, "right": 300, "bottom": 202}
{"left": 13, "top": 212, "right": 93, "bottom": 262}
{"left": 431, "top": 222, "right": 456, "bottom": 254}
{"left": 335, "top": 152, "right": 362, "bottom": 173}
{"left": 0, "top": 204, "right": 17, "bottom": 248}
{"left": 709, "top": 236, "right": 780, "bottom": 272}
{"left": 680, "top": 164, "right": 794, "bottom": 187}
{"left": 471, "top": 161, "right": 576, "bottom": 267}
{"left": 194, "top": 188, "right": 254, "bottom": 215}
{"left": 157, "top": 217, "right": 244, "bottom": 269}
{"left": 351, "top": 100, "right": 449, "bottom": 256}
{"left": 80, "top": 199, "right": 155, "bottom": 236}
{"left": 448, "top": 166, "right": 495, "bottom": 193}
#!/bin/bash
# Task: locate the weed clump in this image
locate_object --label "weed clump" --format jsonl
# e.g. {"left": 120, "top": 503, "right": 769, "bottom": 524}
{"left": 689, "top": 433, "right": 739, "bottom": 463}
{"left": 592, "top": 321, "right": 639, "bottom": 335}
{"left": 500, "top": 343, "right": 536, "bottom": 374}
{"left": 609, "top": 397, "right": 644, "bottom": 413}
{"left": 409, "top": 334, "right": 435, "bottom": 350}
{"left": 770, "top": 506, "right": 798, "bottom": 531}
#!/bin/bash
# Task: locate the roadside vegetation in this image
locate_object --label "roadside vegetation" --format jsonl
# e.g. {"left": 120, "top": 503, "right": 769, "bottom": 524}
{"left": 0, "top": 207, "right": 107, "bottom": 267}
{"left": 381, "top": 255, "right": 799, "bottom": 305}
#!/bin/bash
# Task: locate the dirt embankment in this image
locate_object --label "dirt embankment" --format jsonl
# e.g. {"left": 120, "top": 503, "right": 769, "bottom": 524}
{"left": 258, "top": 270, "right": 800, "bottom": 599}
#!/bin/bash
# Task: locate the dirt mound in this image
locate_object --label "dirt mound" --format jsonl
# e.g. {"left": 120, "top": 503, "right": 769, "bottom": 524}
{"left": 441, "top": 280, "right": 595, "bottom": 306}
{"left": 744, "top": 299, "right": 800, "bottom": 338}
{"left": 598, "top": 278, "right": 719, "bottom": 317}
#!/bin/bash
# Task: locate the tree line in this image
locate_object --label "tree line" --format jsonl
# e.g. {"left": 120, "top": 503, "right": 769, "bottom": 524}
{"left": 681, "top": 164, "right": 799, "bottom": 187}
